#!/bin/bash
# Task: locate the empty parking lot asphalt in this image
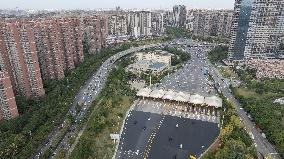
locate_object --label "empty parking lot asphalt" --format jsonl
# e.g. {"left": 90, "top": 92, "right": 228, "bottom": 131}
{"left": 116, "top": 110, "right": 220, "bottom": 159}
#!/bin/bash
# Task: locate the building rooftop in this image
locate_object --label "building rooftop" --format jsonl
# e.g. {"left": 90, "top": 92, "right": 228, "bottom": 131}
{"left": 137, "top": 87, "right": 222, "bottom": 108}
{"left": 149, "top": 62, "right": 166, "bottom": 69}
{"left": 205, "top": 96, "right": 223, "bottom": 108}
{"left": 189, "top": 94, "right": 205, "bottom": 105}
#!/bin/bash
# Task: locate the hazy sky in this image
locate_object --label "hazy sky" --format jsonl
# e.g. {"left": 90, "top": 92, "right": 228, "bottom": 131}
{"left": 1, "top": 0, "right": 235, "bottom": 10}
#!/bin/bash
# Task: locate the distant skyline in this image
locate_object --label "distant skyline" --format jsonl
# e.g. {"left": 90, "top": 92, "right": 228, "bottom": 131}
{"left": 1, "top": 0, "right": 235, "bottom": 10}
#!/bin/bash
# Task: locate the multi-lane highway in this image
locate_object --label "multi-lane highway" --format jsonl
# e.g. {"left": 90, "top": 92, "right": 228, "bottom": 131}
{"left": 33, "top": 38, "right": 281, "bottom": 159}
{"left": 116, "top": 38, "right": 281, "bottom": 159}
{"left": 115, "top": 39, "right": 221, "bottom": 159}
{"left": 203, "top": 46, "right": 282, "bottom": 159}
{"left": 169, "top": 39, "right": 281, "bottom": 159}
{"left": 32, "top": 43, "right": 164, "bottom": 159}
{"left": 159, "top": 44, "right": 217, "bottom": 97}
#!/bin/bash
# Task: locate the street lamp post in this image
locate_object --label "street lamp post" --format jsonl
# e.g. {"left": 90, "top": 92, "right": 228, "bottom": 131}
{"left": 142, "top": 72, "right": 152, "bottom": 86}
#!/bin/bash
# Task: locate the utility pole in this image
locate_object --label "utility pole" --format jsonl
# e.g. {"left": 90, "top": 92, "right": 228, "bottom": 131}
{"left": 143, "top": 72, "right": 152, "bottom": 86}
{"left": 149, "top": 74, "right": 152, "bottom": 86}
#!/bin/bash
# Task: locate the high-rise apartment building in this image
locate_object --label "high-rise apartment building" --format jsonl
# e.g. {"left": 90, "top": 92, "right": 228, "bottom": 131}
{"left": 228, "top": 0, "right": 284, "bottom": 61}
{"left": 108, "top": 14, "right": 128, "bottom": 36}
{"left": 34, "top": 19, "right": 65, "bottom": 80}
{"left": 33, "top": 17, "right": 84, "bottom": 80}
{"left": 151, "top": 12, "right": 165, "bottom": 36}
{"left": 0, "top": 20, "right": 45, "bottom": 98}
{"left": 173, "top": 5, "right": 187, "bottom": 27}
{"left": 192, "top": 9, "right": 233, "bottom": 39}
{"left": 0, "top": 70, "right": 19, "bottom": 120}
{"left": 58, "top": 18, "right": 84, "bottom": 68}
{"left": 127, "top": 11, "right": 152, "bottom": 38}
{"left": 185, "top": 10, "right": 194, "bottom": 32}
{"left": 83, "top": 16, "right": 108, "bottom": 54}
{"left": 164, "top": 11, "right": 174, "bottom": 27}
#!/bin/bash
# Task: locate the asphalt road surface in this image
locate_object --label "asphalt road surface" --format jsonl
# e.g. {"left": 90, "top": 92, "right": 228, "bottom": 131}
{"left": 116, "top": 38, "right": 282, "bottom": 159}
{"left": 116, "top": 111, "right": 163, "bottom": 158}
{"left": 159, "top": 45, "right": 217, "bottom": 97}
{"left": 169, "top": 39, "right": 281, "bottom": 158}
{"left": 115, "top": 39, "right": 221, "bottom": 159}
{"left": 206, "top": 56, "right": 282, "bottom": 159}
{"left": 116, "top": 111, "right": 219, "bottom": 159}
{"left": 148, "top": 115, "right": 219, "bottom": 159}
{"left": 31, "top": 43, "right": 164, "bottom": 159}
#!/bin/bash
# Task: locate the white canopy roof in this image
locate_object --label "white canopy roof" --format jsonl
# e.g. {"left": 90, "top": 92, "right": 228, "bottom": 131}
{"left": 190, "top": 94, "right": 205, "bottom": 105}
{"left": 174, "top": 91, "right": 190, "bottom": 102}
{"left": 137, "top": 88, "right": 152, "bottom": 97}
{"left": 162, "top": 90, "right": 177, "bottom": 101}
{"left": 150, "top": 89, "right": 166, "bottom": 99}
{"left": 205, "top": 96, "right": 222, "bottom": 108}
{"left": 137, "top": 88, "right": 222, "bottom": 108}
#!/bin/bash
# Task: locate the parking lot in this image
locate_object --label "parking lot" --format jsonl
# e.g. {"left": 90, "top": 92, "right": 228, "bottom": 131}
{"left": 147, "top": 115, "right": 219, "bottom": 159}
{"left": 115, "top": 106, "right": 220, "bottom": 159}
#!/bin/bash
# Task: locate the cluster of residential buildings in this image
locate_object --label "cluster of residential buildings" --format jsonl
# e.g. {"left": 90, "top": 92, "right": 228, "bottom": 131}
{"left": 246, "top": 59, "right": 284, "bottom": 79}
{"left": 1, "top": 0, "right": 284, "bottom": 119}
{"left": 105, "top": 5, "right": 235, "bottom": 43}
{"left": 226, "top": 0, "right": 284, "bottom": 79}
{"left": 0, "top": 15, "right": 108, "bottom": 120}
{"left": 228, "top": 0, "right": 284, "bottom": 61}
{"left": 127, "top": 50, "right": 172, "bottom": 75}
{"left": 106, "top": 10, "right": 165, "bottom": 44}
{"left": 190, "top": 9, "right": 233, "bottom": 39}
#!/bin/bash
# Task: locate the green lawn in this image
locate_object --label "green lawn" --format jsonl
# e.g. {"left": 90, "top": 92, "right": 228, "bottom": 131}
{"left": 69, "top": 56, "right": 137, "bottom": 159}
{"left": 234, "top": 88, "right": 261, "bottom": 99}
{"left": 70, "top": 96, "right": 133, "bottom": 159}
{"left": 235, "top": 87, "right": 280, "bottom": 100}
{"left": 218, "top": 67, "right": 239, "bottom": 80}
{"left": 0, "top": 38, "right": 166, "bottom": 159}
{"left": 233, "top": 82, "right": 284, "bottom": 157}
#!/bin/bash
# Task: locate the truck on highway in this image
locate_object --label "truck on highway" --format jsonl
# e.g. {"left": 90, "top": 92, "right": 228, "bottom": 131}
{"left": 203, "top": 67, "right": 209, "bottom": 76}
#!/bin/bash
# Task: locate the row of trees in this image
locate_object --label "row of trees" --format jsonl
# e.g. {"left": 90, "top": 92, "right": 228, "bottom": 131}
{"left": 202, "top": 97, "right": 257, "bottom": 159}
{"left": 192, "top": 35, "right": 229, "bottom": 44}
{"left": 206, "top": 46, "right": 258, "bottom": 158}
{"left": 163, "top": 46, "right": 191, "bottom": 66}
{"left": 208, "top": 47, "right": 284, "bottom": 157}
{"left": 236, "top": 68, "right": 284, "bottom": 94}
{"left": 165, "top": 27, "right": 192, "bottom": 39}
{"left": 70, "top": 56, "right": 136, "bottom": 159}
{"left": 280, "top": 43, "right": 284, "bottom": 50}
{"left": 208, "top": 46, "right": 228, "bottom": 64}
{"left": 0, "top": 39, "right": 162, "bottom": 159}
{"left": 232, "top": 79, "right": 284, "bottom": 158}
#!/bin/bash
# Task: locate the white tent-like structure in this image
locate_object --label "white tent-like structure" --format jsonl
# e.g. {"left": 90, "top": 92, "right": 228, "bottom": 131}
{"left": 136, "top": 87, "right": 222, "bottom": 108}
{"left": 174, "top": 91, "right": 190, "bottom": 102}
{"left": 189, "top": 94, "right": 205, "bottom": 105}
{"left": 137, "top": 88, "right": 152, "bottom": 97}
{"left": 162, "top": 90, "right": 176, "bottom": 101}
{"left": 150, "top": 89, "right": 166, "bottom": 99}
{"left": 204, "top": 96, "right": 222, "bottom": 108}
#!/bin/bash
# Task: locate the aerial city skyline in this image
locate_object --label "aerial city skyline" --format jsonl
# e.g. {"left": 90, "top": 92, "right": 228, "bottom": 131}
{"left": 0, "top": 0, "right": 283, "bottom": 159}
{"left": 1, "top": 0, "right": 235, "bottom": 10}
